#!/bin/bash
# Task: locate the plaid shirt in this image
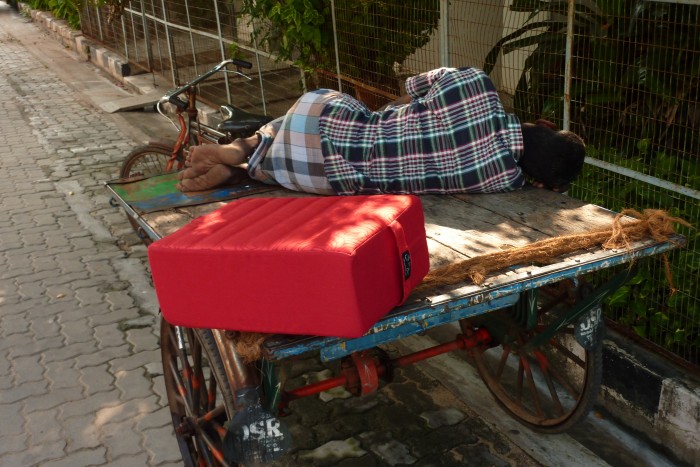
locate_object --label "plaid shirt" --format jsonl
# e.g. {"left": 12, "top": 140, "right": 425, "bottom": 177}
{"left": 249, "top": 67, "right": 524, "bottom": 195}
{"left": 321, "top": 67, "right": 524, "bottom": 194}
{"left": 248, "top": 90, "right": 336, "bottom": 194}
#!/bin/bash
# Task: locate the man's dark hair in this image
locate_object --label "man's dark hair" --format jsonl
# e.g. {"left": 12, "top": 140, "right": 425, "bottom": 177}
{"left": 518, "top": 123, "right": 586, "bottom": 191}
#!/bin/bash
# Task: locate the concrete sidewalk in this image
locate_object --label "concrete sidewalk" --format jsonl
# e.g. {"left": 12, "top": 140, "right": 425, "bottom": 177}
{"left": 0, "top": 2, "right": 691, "bottom": 466}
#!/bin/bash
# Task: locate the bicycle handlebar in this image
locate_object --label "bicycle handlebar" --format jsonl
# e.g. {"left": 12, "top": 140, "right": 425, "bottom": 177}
{"left": 159, "top": 58, "right": 254, "bottom": 109}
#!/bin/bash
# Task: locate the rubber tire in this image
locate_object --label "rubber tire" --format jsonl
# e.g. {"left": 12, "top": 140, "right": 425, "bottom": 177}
{"left": 120, "top": 144, "right": 180, "bottom": 179}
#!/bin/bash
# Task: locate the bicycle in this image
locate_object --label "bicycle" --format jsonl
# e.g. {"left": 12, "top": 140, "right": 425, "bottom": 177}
{"left": 119, "top": 58, "right": 273, "bottom": 241}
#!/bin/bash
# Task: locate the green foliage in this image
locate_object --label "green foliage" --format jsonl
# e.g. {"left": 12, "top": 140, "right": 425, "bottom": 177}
{"left": 49, "top": 0, "right": 81, "bottom": 29}
{"left": 241, "top": 0, "right": 330, "bottom": 72}
{"left": 485, "top": 0, "right": 700, "bottom": 161}
{"left": 486, "top": 0, "right": 700, "bottom": 362}
{"left": 241, "top": 0, "right": 440, "bottom": 89}
{"left": 26, "top": 0, "right": 81, "bottom": 29}
{"left": 26, "top": 0, "right": 51, "bottom": 9}
{"left": 598, "top": 252, "right": 700, "bottom": 362}
{"left": 228, "top": 43, "right": 245, "bottom": 61}
{"left": 332, "top": 0, "right": 440, "bottom": 89}
{"left": 570, "top": 159, "right": 699, "bottom": 362}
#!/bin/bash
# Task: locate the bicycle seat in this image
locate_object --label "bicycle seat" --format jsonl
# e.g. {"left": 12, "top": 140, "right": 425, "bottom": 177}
{"left": 218, "top": 105, "right": 274, "bottom": 135}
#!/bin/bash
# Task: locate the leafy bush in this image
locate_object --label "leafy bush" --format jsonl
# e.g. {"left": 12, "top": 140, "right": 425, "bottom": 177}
{"left": 241, "top": 0, "right": 331, "bottom": 73}
{"left": 485, "top": 0, "right": 700, "bottom": 165}
{"left": 241, "top": 0, "right": 440, "bottom": 92}
{"left": 485, "top": 0, "right": 700, "bottom": 362}
{"left": 26, "top": 0, "right": 81, "bottom": 29}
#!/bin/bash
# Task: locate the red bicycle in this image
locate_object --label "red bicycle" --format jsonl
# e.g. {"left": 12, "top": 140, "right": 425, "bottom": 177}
{"left": 119, "top": 58, "right": 272, "bottom": 240}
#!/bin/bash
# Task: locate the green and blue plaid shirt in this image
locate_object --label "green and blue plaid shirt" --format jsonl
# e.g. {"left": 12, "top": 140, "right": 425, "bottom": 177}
{"left": 249, "top": 67, "right": 525, "bottom": 195}
{"left": 321, "top": 67, "right": 524, "bottom": 194}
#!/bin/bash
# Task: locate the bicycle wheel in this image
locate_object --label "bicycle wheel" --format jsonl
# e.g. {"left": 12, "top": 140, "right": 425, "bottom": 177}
{"left": 119, "top": 144, "right": 182, "bottom": 243}
{"left": 161, "top": 319, "right": 236, "bottom": 466}
{"left": 120, "top": 143, "right": 182, "bottom": 179}
{"left": 465, "top": 288, "right": 603, "bottom": 434}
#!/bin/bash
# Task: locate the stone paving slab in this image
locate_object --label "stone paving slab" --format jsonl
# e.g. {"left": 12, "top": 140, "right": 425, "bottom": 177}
{"left": 99, "top": 91, "right": 164, "bottom": 114}
{"left": 0, "top": 6, "right": 176, "bottom": 466}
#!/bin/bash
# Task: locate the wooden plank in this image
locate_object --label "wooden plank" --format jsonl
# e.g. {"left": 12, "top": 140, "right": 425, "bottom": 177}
{"left": 421, "top": 195, "right": 548, "bottom": 259}
{"left": 123, "top": 182, "right": 684, "bottom": 361}
{"left": 452, "top": 187, "right": 617, "bottom": 236}
{"left": 138, "top": 188, "right": 626, "bottom": 310}
{"left": 141, "top": 187, "right": 618, "bottom": 258}
{"left": 136, "top": 186, "right": 632, "bottom": 295}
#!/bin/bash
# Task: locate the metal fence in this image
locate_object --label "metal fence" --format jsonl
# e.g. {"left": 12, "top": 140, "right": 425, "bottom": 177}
{"left": 80, "top": 0, "right": 304, "bottom": 117}
{"left": 81, "top": 0, "right": 700, "bottom": 367}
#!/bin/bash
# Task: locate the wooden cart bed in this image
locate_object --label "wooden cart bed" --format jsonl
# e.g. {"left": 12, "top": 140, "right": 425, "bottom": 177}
{"left": 106, "top": 178, "right": 682, "bottom": 362}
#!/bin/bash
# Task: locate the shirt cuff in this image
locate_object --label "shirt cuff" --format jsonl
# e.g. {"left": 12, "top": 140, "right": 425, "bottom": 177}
{"left": 247, "top": 116, "right": 283, "bottom": 182}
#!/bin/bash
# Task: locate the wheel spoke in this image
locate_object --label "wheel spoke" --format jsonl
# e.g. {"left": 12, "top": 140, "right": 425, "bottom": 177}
{"left": 168, "top": 357, "right": 190, "bottom": 413}
{"left": 466, "top": 282, "right": 603, "bottom": 433}
{"left": 516, "top": 356, "right": 525, "bottom": 402}
{"left": 175, "top": 328, "right": 197, "bottom": 412}
{"left": 210, "top": 418, "right": 228, "bottom": 438}
{"left": 193, "top": 433, "right": 217, "bottom": 467}
{"left": 496, "top": 345, "right": 511, "bottom": 379}
{"left": 548, "top": 336, "right": 586, "bottom": 368}
{"left": 161, "top": 319, "right": 245, "bottom": 465}
{"left": 195, "top": 405, "right": 226, "bottom": 426}
{"left": 538, "top": 357, "right": 581, "bottom": 400}
{"left": 534, "top": 350, "right": 565, "bottom": 417}
{"left": 188, "top": 329, "right": 204, "bottom": 414}
{"left": 521, "top": 355, "right": 545, "bottom": 417}
{"left": 207, "top": 373, "right": 218, "bottom": 412}
{"left": 194, "top": 423, "right": 229, "bottom": 467}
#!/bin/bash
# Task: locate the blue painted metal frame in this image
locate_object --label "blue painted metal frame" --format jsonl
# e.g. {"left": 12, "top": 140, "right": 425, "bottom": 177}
{"left": 265, "top": 236, "right": 683, "bottom": 363}
{"left": 105, "top": 183, "right": 160, "bottom": 240}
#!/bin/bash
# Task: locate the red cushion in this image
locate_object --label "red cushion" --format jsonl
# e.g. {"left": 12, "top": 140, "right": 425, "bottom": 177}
{"left": 148, "top": 195, "right": 429, "bottom": 337}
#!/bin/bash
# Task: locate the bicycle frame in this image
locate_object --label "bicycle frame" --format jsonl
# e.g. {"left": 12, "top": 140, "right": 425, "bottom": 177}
{"left": 155, "top": 59, "right": 254, "bottom": 172}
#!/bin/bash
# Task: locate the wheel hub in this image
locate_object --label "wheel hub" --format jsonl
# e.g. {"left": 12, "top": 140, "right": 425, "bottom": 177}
{"left": 175, "top": 416, "right": 197, "bottom": 437}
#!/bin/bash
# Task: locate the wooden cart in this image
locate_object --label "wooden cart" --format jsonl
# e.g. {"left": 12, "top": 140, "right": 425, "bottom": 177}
{"left": 106, "top": 173, "right": 684, "bottom": 466}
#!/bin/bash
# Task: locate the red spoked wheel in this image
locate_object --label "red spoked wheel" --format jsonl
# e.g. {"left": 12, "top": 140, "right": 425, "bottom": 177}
{"left": 464, "top": 285, "right": 603, "bottom": 433}
{"left": 160, "top": 319, "right": 236, "bottom": 466}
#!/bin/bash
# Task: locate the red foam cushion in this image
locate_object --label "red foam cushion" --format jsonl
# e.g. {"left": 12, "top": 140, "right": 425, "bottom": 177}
{"left": 148, "top": 195, "right": 429, "bottom": 337}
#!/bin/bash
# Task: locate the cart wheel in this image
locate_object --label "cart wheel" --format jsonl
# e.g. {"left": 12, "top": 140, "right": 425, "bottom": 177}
{"left": 464, "top": 288, "right": 603, "bottom": 434}
{"left": 161, "top": 319, "right": 237, "bottom": 466}
{"left": 120, "top": 144, "right": 183, "bottom": 245}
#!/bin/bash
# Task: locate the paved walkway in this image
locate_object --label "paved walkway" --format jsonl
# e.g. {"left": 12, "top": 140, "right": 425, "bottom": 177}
{"left": 0, "top": 5, "right": 182, "bottom": 466}
{"left": 0, "top": 3, "right": 651, "bottom": 466}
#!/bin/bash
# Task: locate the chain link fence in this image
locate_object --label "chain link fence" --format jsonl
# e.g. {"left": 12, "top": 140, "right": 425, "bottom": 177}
{"left": 81, "top": 0, "right": 699, "bottom": 367}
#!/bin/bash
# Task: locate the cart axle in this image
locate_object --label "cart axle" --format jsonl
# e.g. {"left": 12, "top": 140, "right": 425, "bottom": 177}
{"left": 284, "top": 329, "right": 491, "bottom": 401}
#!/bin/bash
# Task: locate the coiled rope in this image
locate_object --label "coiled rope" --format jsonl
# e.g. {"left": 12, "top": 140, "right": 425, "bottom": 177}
{"left": 415, "top": 209, "right": 688, "bottom": 293}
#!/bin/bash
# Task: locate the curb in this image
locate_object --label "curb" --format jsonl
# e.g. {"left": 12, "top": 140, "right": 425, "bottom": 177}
{"left": 19, "top": 5, "right": 700, "bottom": 466}
{"left": 19, "top": 3, "right": 222, "bottom": 128}
{"left": 601, "top": 331, "right": 700, "bottom": 466}
{"left": 23, "top": 8, "right": 131, "bottom": 82}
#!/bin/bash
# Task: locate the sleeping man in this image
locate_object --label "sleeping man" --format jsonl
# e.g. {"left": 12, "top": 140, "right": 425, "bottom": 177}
{"left": 176, "top": 67, "right": 586, "bottom": 195}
